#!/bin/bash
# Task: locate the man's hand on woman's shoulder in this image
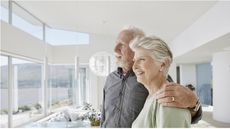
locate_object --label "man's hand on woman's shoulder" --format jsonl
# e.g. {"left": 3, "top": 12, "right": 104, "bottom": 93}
{"left": 156, "top": 82, "right": 198, "bottom": 109}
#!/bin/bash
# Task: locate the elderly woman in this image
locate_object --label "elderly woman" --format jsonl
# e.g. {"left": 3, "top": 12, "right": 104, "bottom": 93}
{"left": 130, "top": 36, "right": 191, "bottom": 128}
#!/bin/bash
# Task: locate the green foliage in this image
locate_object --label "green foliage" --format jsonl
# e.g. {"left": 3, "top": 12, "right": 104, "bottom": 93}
{"left": 88, "top": 114, "right": 101, "bottom": 126}
{"left": 52, "top": 101, "right": 60, "bottom": 106}
{"left": 0, "top": 109, "right": 8, "bottom": 114}
{"left": 83, "top": 102, "right": 101, "bottom": 126}
{"left": 34, "top": 103, "right": 42, "bottom": 110}
{"left": 18, "top": 105, "right": 31, "bottom": 111}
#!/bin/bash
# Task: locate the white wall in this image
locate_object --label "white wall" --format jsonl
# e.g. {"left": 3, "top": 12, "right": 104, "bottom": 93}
{"left": 168, "top": 62, "right": 177, "bottom": 82}
{"left": 170, "top": 1, "right": 230, "bottom": 58}
{"left": 169, "top": 1, "right": 230, "bottom": 89}
{"left": 179, "top": 64, "right": 197, "bottom": 87}
{"left": 212, "top": 51, "right": 230, "bottom": 123}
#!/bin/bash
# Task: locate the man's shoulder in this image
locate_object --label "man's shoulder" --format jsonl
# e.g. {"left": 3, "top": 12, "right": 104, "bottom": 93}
{"left": 107, "top": 70, "right": 120, "bottom": 79}
{"left": 104, "top": 70, "right": 121, "bottom": 89}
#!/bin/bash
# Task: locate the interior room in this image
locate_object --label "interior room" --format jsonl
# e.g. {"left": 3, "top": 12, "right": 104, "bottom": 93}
{"left": 1, "top": 0, "right": 230, "bottom": 128}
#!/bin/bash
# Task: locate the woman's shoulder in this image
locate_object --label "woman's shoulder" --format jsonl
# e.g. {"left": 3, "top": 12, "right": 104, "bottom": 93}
{"left": 158, "top": 103, "right": 190, "bottom": 119}
{"left": 159, "top": 104, "right": 190, "bottom": 114}
{"left": 155, "top": 103, "right": 191, "bottom": 127}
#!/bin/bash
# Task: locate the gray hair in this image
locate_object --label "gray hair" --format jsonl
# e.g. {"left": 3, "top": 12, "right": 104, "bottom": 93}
{"left": 130, "top": 35, "right": 173, "bottom": 77}
{"left": 121, "top": 25, "right": 145, "bottom": 41}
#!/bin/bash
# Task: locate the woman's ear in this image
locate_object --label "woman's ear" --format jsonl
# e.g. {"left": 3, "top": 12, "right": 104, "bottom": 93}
{"left": 159, "top": 62, "right": 166, "bottom": 72}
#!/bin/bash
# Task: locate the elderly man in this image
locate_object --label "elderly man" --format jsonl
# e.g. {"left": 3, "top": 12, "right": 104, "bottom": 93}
{"left": 100, "top": 26, "right": 202, "bottom": 128}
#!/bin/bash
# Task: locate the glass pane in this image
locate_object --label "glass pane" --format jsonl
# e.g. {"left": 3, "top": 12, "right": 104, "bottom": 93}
{"left": 12, "top": 2, "right": 43, "bottom": 40}
{"left": 48, "top": 65, "right": 74, "bottom": 111}
{"left": 12, "top": 58, "right": 43, "bottom": 127}
{"left": 79, "top": 68, "right": 87, "bottom": 104}
{"left": 0, "top": 55, "right": 8, "bottom": 128}
{"left": 46, "top": 27, "right": 89, "bottom": 46}
{"left": 0, "top": 1, "right": 9, "bottom": 23}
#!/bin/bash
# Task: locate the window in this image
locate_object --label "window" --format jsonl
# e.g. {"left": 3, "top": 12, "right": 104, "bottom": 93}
{"left": 12, "top": 58, "right": 43, "bottom": 127}
{"left": 0, "top": 55, "right": 8, "bottom": 128}
{"left": 46, "top": 27, "right": 90, "bottom": 46}
{"left": 196, "top": 63, "right": 213, "bottom": 106}
{"left": 48, "top": 65, "right": 74, "bottom": 111}
{"left": 12, "top": 2, "right": 43, "bottom": 40}
{"left": 0, "top": 1, "right": 9, "bottom": 23}
{"left": 2, "top": 1, "right": 90, "bottom": 45}
{"left": 79, "top": 67, "right": 89, "bottom": 105}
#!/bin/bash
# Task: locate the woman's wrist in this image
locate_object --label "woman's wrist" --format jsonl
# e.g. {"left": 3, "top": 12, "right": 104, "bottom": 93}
{"left": 189, "top": 99, "right": 201, "bottom": 112}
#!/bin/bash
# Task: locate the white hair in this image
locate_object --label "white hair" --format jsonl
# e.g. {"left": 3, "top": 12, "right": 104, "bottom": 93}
{"left": 130, "top": 35, "right": 173, "bottom": 77}
{"left": 121, "top": 25, "right": 145, "bottom": 40}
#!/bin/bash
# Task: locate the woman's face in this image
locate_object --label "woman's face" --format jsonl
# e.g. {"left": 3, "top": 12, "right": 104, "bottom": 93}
{"left": 133, "top": 47, "right": 162, "bottom": 86}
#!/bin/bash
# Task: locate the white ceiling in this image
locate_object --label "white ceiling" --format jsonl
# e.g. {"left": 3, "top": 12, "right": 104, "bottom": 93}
{"left": 174, "top": 33, "right": 230, "bottom": 64}
{"left": 12, "top": 1, "right": 230, "bottom": 65}
{"left": 16, "top": 1, "right": 217, "bottom": 42}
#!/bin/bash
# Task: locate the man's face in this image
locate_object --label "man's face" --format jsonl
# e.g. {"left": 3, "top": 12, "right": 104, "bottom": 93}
{"left": 114, "top": 31, "right": 134, "bottom": 72}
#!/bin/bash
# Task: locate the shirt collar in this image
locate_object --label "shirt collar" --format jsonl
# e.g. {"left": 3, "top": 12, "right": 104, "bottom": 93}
{"left": 117, "top": 67, "right": 135, "bottom": 78}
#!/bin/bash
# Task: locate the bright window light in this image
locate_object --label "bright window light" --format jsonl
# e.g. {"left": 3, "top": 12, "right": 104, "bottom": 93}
{"left": 0, "top": 55, "right": 8, "bottom": 128}
{"left": 46, "top": 27, "right": 90, "bottom": 46}
{"left": 48, "top": 65, "right": 74, "bottom": 110}
{"left": 12, "top": 58, "right": 43, "bottom": 127}
{"left": 0, "top": 2, "right": 9, "bottom": 23}
{"left": 12, "top": 3, "right": 43, "bottom": 40}
{"left": 2, "top": 2, "right": 89, "bottom": 46}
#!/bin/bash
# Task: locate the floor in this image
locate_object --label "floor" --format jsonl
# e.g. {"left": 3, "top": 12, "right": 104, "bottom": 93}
{"left": 192, "top": 106, "right": 230, "bottom": 128}
{"left": 2, "top": 106, "right": 230, "bottom": 128}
